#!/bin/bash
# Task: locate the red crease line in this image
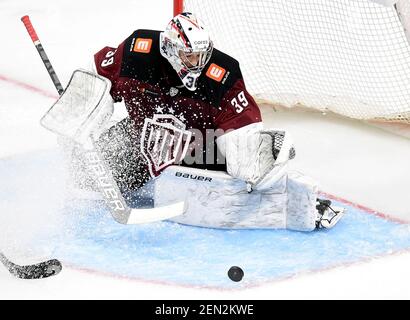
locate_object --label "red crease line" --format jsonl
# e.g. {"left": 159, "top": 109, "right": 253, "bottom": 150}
{"left": 0, "top": 74, "right": 58, "bottom": 99}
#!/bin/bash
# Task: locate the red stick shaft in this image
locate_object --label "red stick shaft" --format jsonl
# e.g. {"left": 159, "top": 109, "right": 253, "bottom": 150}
{"left": 20, "top": 15, "right": 64, "bottom": 94}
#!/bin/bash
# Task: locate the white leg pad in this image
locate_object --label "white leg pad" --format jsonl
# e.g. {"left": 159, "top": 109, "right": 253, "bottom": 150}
{"left": 153, "top": 166, "right": 318, "bottom": 231}
{"left": 286, "top": 171, "right": 319, "bottom": 231}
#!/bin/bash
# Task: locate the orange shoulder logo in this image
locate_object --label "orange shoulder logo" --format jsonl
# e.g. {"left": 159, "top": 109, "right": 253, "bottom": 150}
{"left": 206, "top": 63, "right": 226, "bottom": 82}
{"left": 133, "top": 38, "right": 152, "bottom": 53}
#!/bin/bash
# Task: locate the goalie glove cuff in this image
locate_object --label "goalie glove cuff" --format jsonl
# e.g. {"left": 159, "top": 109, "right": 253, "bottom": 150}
{"left": 217, "top": 123, "right": 296, "bottom": 191}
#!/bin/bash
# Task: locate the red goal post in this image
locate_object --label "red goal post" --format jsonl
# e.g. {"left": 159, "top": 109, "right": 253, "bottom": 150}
{"left": 173, "top": 0, "right": 410, "bottom": 125}
{"left": 174, "top": 0, "right": 183, "bottom": 16}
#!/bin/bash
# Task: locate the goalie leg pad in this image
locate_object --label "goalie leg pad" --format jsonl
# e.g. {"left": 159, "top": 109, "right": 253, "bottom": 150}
{"left": 61, "top": 117, "right": 151, "bottom": 203}
{"left": 153, "top": 166, "right": 319, "bottom": 231}
{"left": 96, "top": 117, "right": 151, "bottom": 198}
{"left": 286, "top": 171, "right": 319, "bottom": 231}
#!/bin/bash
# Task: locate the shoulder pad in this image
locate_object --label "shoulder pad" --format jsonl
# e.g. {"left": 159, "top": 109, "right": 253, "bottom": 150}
{"left": 120, "top": 29, "right": 162, "bottom": 82}
{"left": 200, "top": 49, "right": 243, "bottom": 106}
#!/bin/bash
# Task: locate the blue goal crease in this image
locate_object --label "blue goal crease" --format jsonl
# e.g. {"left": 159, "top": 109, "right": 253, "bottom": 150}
{"left": 50, "top": 200, "right": 410, "bottom": 288}
{"left": 2, "top": 149, "right": 410, "bottom": 288}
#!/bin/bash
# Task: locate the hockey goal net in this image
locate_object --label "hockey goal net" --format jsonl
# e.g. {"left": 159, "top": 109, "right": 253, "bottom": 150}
{"left": 174, "top": 0, "right": 410, "bottom": 124}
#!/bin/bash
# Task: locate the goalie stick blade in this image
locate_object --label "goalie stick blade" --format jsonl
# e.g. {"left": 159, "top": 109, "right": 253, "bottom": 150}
{"left": 126, "top": 201, "right": 185, "bottom": 224}
{"left": 0, "top": 253, "right": 62, "bottom": 279}
{"left": 11, "top": 259, "right": 62, "bottom": 280}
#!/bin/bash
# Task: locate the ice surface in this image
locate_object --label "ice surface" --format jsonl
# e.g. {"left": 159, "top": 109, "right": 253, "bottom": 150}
{"left": 50, "top": 194, "right": 410, "bottom": 289}
{"left": 1, "top": 0, "right": 410, "bottom": 299}
{"left": 2, "top": 148, "right": 410, "bottom": 295}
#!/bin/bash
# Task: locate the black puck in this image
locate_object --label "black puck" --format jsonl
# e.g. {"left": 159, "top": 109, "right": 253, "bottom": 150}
{"left": 228, "top": 266, "right": 244, "bottom": 282}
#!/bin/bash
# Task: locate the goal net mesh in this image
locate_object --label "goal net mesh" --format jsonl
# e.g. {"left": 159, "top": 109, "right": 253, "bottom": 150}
{"left": 182, "top": 0, "right": 410, "bottom": 123}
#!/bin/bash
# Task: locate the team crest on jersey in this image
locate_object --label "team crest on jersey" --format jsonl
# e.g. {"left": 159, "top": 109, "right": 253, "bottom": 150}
{"left": 140, "top": 115, "right": 192, "bottom": 177}
{"left": 206, "top": 63, "right": 226, "bottom": 82}
{"left": 133, "top": 38, "right": 153, "bottom": 53}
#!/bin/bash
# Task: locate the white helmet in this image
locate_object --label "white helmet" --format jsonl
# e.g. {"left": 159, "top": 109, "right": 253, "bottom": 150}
{"left": 160, "top": 12, "right": 213, "bottom": 91}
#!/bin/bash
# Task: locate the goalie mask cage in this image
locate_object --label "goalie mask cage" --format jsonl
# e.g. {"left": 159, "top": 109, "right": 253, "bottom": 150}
{"left": 174, "top": 0, "right": 410, "bottom": 124}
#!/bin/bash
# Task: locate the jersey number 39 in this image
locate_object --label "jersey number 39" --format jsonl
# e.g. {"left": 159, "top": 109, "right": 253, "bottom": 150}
{"left": 231, "top": 91, "right": 249, "bottom": 113}
{"left": 101, "top": 51, "right": 116, "bottom": 67}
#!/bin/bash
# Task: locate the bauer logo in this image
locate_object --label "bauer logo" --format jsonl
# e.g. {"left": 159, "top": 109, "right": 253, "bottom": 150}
{"left": 140, "top": 115, "right": 192, "bottom": 177}
{"left": 133, "top": 38, "right": 152, "bottom": 53}
{"left": 206, "top": 64, "right": 226, "bottom": 82}
{"left": 175, "top": 172, "right": 213, "bottom": 182}
{"left": 85, "top": 150, "right": 127, "bottom": 215}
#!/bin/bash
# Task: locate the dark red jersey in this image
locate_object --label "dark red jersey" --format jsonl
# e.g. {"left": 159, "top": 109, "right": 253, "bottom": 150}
{"left": 94, "top": 29, "right": 261, "bottom": 173}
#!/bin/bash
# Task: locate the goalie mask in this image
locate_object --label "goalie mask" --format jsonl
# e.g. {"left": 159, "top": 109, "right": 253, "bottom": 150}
{"left": 160, "top": 12, "right": 214, "bottom": 91}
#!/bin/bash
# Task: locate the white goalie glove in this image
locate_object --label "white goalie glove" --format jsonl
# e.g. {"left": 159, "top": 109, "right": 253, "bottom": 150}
{"left": 217, "top": 123, "right": 296, "bottom": 191}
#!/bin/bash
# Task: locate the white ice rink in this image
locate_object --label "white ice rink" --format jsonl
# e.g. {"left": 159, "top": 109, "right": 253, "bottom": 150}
{"left": 1, "top": 0, "right": 410, "bottom": 299}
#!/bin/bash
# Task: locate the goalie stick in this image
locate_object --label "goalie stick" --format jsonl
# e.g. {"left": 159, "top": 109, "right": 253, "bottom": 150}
{"left": 0, "top": 15, "right": 66, "bottom": 280}
{"left": 0, "top": 252, "right": 62, "bottom": 279}
{"left": 21, "top": 16, "right": 64, "bottom": 95}
{"left": 21, "top": 15, "right": 185, "bottom": 224}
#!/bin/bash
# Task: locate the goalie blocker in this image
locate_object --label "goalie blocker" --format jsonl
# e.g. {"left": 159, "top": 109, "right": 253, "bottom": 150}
{"left": 40, "top": 69, "right": 185, "bottom": 224}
